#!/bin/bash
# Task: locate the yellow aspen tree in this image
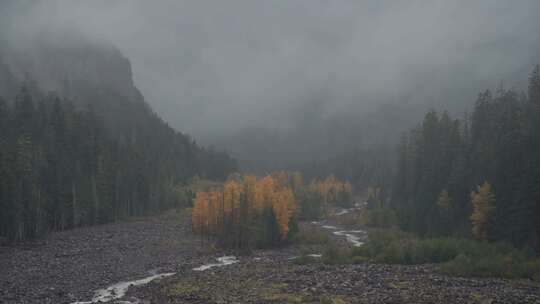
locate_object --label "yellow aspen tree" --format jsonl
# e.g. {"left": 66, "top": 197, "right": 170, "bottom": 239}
{"left": 271, "top": 190, "right": 290, "bottom": 239}
{"left": 192, "top": 191, "right": 208, "bottom": 235}
{"left": 243, "top": 175, "right": 257, "bottom": 216}
{"left": 283, "top": 188, "right": 297, "bottom": 217}
{"left": 190, "top": 172, "right": 303, "bottom": 247}
{"left": 344, "top": 181, "right": 352, "bottom": 195}
{"left": 272, "top": 171, "right": 289, "bottom": 189}
{"left": 223, "top": 180, "right": 243, "bottom": 234}
{"left": 259, "top": 175, "right": 276, "bottom": 208}
{"left": 436, "top": 189, "right": 452, "bottom": 209}
{"left": 231, "top": 180, "right": 243, "bottom": 213}
{"left": 208, "top": 190, "right": 222, "bottom": 234}
{"left": 253, "top": 179, "right": 265, "bottom": 215}
{"left": 470, "top": 181, "right": 496, "bottom": 241}
{"left": 223, "top": 180, "right": 238, "bottom": 215}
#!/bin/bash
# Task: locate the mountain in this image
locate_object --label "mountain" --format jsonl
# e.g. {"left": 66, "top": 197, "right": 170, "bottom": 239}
{"left": 0, "top": 29, "right": 237, "bottom": 240}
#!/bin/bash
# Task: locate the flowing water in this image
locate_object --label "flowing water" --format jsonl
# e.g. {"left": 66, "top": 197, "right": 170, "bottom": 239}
{"left": 71, "top": 272, "right": 176, "bottom": 304}
{"left": 317, "top": 206, "right": 368, "bottom": 247}
{"left": 192, "top": 255, "right": 239, "bottom": 271}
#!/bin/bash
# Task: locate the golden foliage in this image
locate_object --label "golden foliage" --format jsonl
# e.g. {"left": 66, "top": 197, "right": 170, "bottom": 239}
{"left": 191, "top": 173, "right": 299, "bottom": 242}
{"left": 470, "top": 181, "right": 496, "bottom": 240}
{"left": 436, "top": 189, "right": 452, "bottom": 209}
{"left": 192, "top": 191, "right": 209, "bottom": 234}
{"left": 310, "top": 175, "right": 353, "bottom": 205}
{"left": 271, "top": 187, "right": 295, "bottom": 238}
{"left": 192, "top": 171, "right": 353, "bottom": 247}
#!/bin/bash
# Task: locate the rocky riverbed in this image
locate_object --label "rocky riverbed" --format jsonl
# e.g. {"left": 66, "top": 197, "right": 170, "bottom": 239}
{"left": 1, "top": 209, "right": 539, "bottom": 304}
{"left": 134, "top": 258, "right": 540, "bottom": 304}
{"left": 0, "top": 210, "right": 215, "bottom": 304}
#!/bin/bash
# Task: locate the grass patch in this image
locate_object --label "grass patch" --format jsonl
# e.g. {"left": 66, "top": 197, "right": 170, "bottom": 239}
{"left": 296, "top": 226, "right": 330, "bottom": 245}
{"left": 323, "top": 241, "right": 352, "bottom": 265}
{"left": 332, "top": 213, "right": 361, "bottom": 229}
{"left": 166, "top": 282, "right": 201, "bottom": 297}
{"left": 350, "top": 255, "right": 370, "bottom": 264}
{"left": 260, "top": 292, "right": 304, "bottom": 303}
{"left": 320, "top": 296, "right": 349, "bottom": 304}
{"left": 351, "top": 228, "right": 540, "bottom": 279}
{"left": 293, "top": 254, "right": 321, "bottom": 265}
{"left": 441, "top": 252, "right": 540, "bottom": 279}
{"left": 259, "top": 281, "right": 304, "bottom": 303}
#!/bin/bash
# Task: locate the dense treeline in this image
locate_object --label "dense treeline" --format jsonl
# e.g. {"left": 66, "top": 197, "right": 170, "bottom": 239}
{"left": 0, "top": 86, "right": 237, "bottom": 241}
{"left": 192, "top": 172, "right": 352, "bottom": 249}
{"left": 300, "top": 149, "right": 394, "bottom": 195}
{"left": 390, "top": 65, "right": 540, "bottom": 250}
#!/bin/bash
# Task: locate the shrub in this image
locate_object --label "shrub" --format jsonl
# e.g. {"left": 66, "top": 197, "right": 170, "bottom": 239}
{"left": 441, "top": 251, "right": 540, "bottom": 279}
{"left": 323, "top": 242, "right": 351, "bottom": 265}
{"left": 360, "top": 208, "right": 399, "bottom": 228}
{"left": 524, "top": 260, "right": 540, "bottom": 281}
{"left": 296, "top": 227, "right": 330, "bottom": 245}
{"left": 351, "top": 256, "right": 370, "bottom": 264}
{"left": 351, "top": 228, "right": 540, "bottom": 279}
{"left": 292, "top": 247, "right": 323, "bottom": 265}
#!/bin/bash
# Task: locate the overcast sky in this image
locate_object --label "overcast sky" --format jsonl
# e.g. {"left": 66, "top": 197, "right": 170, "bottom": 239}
{"left": 3, "top": 0, "right": 540, "bottom": 147}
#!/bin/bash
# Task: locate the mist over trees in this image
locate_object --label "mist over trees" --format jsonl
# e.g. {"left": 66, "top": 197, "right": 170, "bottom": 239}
{"left": 0, "top": 0, "right": 539, "bottom": 253}
{"left": 3, "top": 1, "right": 540, "bottom": 171}
{"left": 0, "top": 13, "right": 239, "bottom": 241}
{"left": 2, "top": 3, "right": 540, "bottom": 304}
{"left": 0, "top": 84, "right": 236, "bottom": 240}
{"left": 388, "top": 66, "right": 540, "bottom": 249}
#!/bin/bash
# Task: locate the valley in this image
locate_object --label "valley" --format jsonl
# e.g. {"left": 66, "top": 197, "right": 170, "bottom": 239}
{"left": 1, "top": 209, "right": 538, "bottom": 304}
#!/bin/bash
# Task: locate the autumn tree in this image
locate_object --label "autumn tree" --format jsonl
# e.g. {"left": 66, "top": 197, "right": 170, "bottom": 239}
{"left": 470, "top": 182, "right": 496, "bottom": 241}
{"left": 311, "top": 175, "right": 353, "bottom": 209}
{"left": 192, "top": 191, "right": 209, "bottom": 240}
{"left": 436, "top": 190, "right": 452, "bottom": 209}
{"left": 271, "top": 188, "right": 294, "bottom": 239}
{"left": 190, "top": 173, "right": 305, "bottom": 249}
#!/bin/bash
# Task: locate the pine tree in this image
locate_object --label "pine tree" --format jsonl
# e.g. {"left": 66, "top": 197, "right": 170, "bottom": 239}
{"left": 0, "top": 86, "right": 237, "bottom": 242}
{"left": 529, "top": 65, "right": 540, "bottom": 105}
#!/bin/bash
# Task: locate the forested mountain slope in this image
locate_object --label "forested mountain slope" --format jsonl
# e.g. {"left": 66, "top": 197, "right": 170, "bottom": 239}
{"left": 0, "top": 31, "right": 237, "bottom": 240}
{"left": 389, "top": 66, "right": 540, "bottom": 249}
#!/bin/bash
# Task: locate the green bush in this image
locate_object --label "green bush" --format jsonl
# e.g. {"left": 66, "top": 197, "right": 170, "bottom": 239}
{"left": 525, "top": 260, "right": 540, "bottom": 281}
{"left": 296, "top": 227, "right": 330, "bottom": 245}
{"left": 323, "top": 242, "right": 352, "bottom": 265}
{"left": 351, "top": 256, "right": 370, "bottom": 264}
{"left": 351, "top": 228, "right": 540, "bottom": 279}
{"left": 361, "top": 208, "right": 399, "bottom": 228}
{"left": 441, "top": 252, "right": 540, "bottom": 279}
{"left": 293, "top": 253, "right": 321, "bottom": 265}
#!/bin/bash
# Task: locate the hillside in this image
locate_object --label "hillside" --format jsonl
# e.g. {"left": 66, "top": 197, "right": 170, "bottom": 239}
{"left": 0, "top": 30, "right": 237, "bottom": 240}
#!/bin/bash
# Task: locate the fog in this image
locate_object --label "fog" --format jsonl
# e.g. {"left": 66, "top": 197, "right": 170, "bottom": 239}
{"left": 2, "top": 0, "right": 540, "bottom": 167}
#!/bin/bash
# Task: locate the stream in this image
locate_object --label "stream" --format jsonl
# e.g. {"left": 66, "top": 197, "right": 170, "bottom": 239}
{"left": 71, "top": 272, "right": 176, "bottom": 304}
{"left": 315, "top": 204, "right": 369, "bottom": 247}
{"left": 71, "top": 256, "right": 242, "bottom": 304}
{"left": 70, "top": 206, "right": 365, "bottom": 303}
{"left": 193, "top": 255, "right": 239, "bottom": 271}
